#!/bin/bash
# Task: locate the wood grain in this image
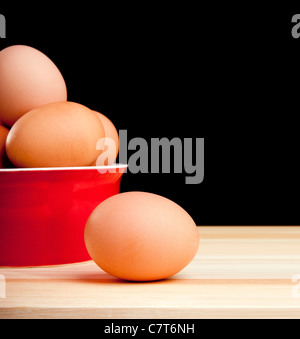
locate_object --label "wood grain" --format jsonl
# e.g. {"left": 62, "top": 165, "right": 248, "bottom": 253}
{"left": 0, "top": 226, "right": 300, "bottom": 319}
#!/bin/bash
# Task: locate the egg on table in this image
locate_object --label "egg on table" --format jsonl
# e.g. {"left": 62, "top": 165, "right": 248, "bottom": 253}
{"left": 6, "top": 101, "right": 105, "bottom": 168}
{"left": 84, "top": 191, "right": 200, "bottom": 281}
{"left": 0, "top": 45, "right": 67, "bottom": 127}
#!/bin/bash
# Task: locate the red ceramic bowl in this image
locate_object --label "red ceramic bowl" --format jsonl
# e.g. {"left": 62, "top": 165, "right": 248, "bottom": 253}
{"left": 0, "top": 165, "right": 127, "bottom": 267}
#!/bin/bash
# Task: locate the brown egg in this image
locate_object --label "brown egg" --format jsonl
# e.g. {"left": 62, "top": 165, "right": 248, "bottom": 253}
{"left": 0, "top": 45, "right": 67, "bottom": 127}
{"left": 6, "top": 101, "right": 105, "bottom": 168}
{"left": 0, "top": 124, "right": 11, "bottom": 168}
{"left": 92, "top": 111, "right": 119, "bottom": 166}
{"left": 84, "top": 191, "right": 200, "bottom": 281}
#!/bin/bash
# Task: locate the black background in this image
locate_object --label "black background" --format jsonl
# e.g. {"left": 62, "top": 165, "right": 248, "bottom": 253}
{"left": 1, "top": 4, "right": 299, "bottom": 226}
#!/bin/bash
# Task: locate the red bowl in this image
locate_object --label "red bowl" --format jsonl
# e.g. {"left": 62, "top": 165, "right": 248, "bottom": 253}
{"left": 0, "top": 165, "right": 127, "bottom": 267}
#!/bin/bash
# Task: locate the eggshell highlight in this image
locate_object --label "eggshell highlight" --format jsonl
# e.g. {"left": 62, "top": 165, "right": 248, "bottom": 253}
{"left": 84, "top": 191, "right": 200, "bottom": 281}
{"left": 6, "top": 101, "right": 105, "bottom": 168}
{"left": 0, "top": 45, "right": 67, "bottom": 127}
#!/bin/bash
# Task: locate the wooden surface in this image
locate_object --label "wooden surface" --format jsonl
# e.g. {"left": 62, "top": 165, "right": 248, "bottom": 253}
{"left": 0, "top": 226, "right": 300, "bottom": 319}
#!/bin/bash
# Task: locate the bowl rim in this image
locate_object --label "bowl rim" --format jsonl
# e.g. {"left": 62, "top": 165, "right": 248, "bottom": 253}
{"left": 0, "top": 164, "right": 128, "bottom": 173}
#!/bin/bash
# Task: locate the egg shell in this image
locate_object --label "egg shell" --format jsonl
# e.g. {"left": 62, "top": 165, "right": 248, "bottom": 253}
{"left": 6, "top": 101, "right": 105, "bottom": 168}
{"left": 92, "top": 111, "right": 119, "bottom": 166}
{"left": 0, "top": 45, "right": 67, "bottom": 127}
{"left": 84, "top": 191, "right": 200, "bottom": 281}
{"left": 0, "top": 124, "right": 11, "bottom": 168}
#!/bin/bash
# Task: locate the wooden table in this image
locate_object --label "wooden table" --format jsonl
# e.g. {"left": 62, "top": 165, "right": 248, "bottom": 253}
{"left": 0, "top": 226, "right": 300, "bottom": 319}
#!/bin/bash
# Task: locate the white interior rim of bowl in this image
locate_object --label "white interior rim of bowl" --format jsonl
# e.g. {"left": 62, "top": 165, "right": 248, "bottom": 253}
{"left": 0, "top": 164, "right": 128, "bottom": 172}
